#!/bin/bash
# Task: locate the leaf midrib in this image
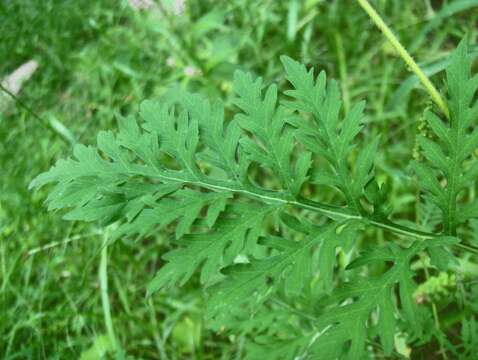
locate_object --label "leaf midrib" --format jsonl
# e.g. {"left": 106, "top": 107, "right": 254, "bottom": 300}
{"left": 148, "top": 169, "right": 436, "bottom": 241}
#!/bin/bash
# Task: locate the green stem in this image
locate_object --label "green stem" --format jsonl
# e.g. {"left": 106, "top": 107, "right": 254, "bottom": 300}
{"left": 356, "top": 0, "right": 449, "bottom": 118}
{"left": 99, "top": 230, "right": 119, "bottom": 352}
{"left": 135, "top": 167, "right": 478, "bottom": 254}
{"left": 150, "top": 171, "right": 435, "bottom": 241}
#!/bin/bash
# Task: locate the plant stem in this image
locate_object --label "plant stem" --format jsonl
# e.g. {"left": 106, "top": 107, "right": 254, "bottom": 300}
{"left": 356, "top": 0, "right": 449, "bottom": 118}
{"left": 99, "top": 230, "right": 119, "bottom": 352}
{"left": 144, "top": 170, "right": 478, "bottom": 254}
{"left": 151, "top": 171, "right": 435, "bottom": 241}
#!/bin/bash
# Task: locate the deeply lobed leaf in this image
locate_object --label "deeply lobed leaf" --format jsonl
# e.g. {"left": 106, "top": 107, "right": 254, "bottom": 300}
{"left": 31, "top": 46, "right": 477, "bottom": 358}
{"left": 415, "top": 40, "right": 478, "bottom": 234}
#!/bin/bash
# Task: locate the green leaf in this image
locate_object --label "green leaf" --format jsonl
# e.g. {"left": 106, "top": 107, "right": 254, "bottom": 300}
{"left": 317, "top": 227, "right": 339, "bottom": 294}
{"left": 30, "top": 49, "right": 465, "bottom": 359}
{"left": 426, "top": 236, "right": 460, "bottom": 271}
{"left": 233, "top": 70, "right": 308, "bottom": 197}
{"left": 207, "top": 222, "right": 337, "bottom": 321}
{"left": 378, "top": 289, "right": 396, "bottom": 355}
{"left": 309, "top": 242, "right": 423, "bottom": 359}
{"left": 147, "top": 204, "right": 272, "bottom": 294}
{"left": 79, "top": 335, "right": 114, "bottom": 360}
{"left": 416, "top": 40, "right": 478, "bottom": 235}
{"left": 281, "top": 55, "right": 378, "bottom": 213}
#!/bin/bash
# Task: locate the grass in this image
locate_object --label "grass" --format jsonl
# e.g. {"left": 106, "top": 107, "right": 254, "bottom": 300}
{"left": 1, "top": 0, "right": 478, "bottom": 358}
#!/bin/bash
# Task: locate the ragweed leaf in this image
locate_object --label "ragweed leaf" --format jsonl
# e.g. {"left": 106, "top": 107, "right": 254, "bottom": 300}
{"left": 415, "top": 40, "right": 478, "bottom": 235}
{"left": 207, "top": 223, "right": 338, "bottom": 321}
{"left": 30, "top": 43, "right": 477, "bottom": 359}
{"left": 147, "top": 204, "right": 272, "bottom": 293}
{"left": 281, "top": 56, "right": 379, "bottom": 213}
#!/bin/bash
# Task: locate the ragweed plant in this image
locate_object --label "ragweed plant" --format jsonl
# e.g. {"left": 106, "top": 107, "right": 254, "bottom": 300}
{"left": 31, "top": 40, "right": 478, "bottom": 358}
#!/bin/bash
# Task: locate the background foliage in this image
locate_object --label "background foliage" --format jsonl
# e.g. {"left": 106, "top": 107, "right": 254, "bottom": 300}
{"left": 2, "top": 0, "right": 478, "bottom": 358}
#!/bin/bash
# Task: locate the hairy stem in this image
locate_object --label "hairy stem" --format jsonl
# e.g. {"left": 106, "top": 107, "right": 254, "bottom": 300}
{"left": 356, "top": 0, "right": 449, "bottom": 118}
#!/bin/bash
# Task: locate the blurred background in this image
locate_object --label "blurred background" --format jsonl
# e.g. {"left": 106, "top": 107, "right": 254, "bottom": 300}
{"left": 1, "top": 0, "right": 478, "bottom": 358}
